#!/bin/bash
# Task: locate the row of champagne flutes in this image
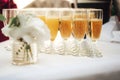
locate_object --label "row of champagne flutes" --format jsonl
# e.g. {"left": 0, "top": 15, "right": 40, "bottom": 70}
{"left": 34, "top": 8, "right": 103, "bottom": 57}
{"left": 3, "top": 8, "right": 103, "bottom": 57}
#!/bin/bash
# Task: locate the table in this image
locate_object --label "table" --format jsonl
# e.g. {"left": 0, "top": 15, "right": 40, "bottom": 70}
{"left": 0, "top": 40, "right": 120, "bottom": 80}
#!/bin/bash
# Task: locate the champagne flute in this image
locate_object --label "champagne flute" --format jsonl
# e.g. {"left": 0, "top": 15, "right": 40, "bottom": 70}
{"left": 87, "top": 9, "right": 103, "bottom": 57}
{"left": 72, "top": 8, "right": 88, "bottom": 56}
{"left": 45, "top": 8, "right": 59, "bottom": 54}
{"left": 34, "top": 8, "right": 47, "bottom": 53}
{"left": 35, "top": 8, "right": 46, "bottom": 23}
{"left": 58, "top": 8, "right": 72, "bottom": 55}
{"left": 2, "top": 9, "right": 18, "bottom": 51}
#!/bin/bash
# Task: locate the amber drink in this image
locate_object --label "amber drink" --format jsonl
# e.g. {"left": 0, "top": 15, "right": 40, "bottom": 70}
{"left": 46, "top": 18, "right": 59, "bottom": 41}
{"left": 38, "top": 15, "right": 46, "bottom": 23}
{"left": 72, "top": 19, "right": 87, "bottom": 40}
{"left": 90, "top": 19, "right": 102, "bottom": 41}
{"left": 59, "top": 19, "right": 72, "bottom": 40}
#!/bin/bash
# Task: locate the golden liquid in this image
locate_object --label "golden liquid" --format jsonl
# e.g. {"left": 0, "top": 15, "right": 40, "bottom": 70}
{"left": 46, "top": 18, "right": 59, "bottom": 41}
{"left": 72, "top": 19, "right": 87, "bottom": 40}
{"left": 59, "top": 19, "right": 72, "bottom": 40}
{"left": 90, "top": 19, "right": 102, "bottom": 41}
{"left": 38, "top": 15, "right": 46, "bottom": 23}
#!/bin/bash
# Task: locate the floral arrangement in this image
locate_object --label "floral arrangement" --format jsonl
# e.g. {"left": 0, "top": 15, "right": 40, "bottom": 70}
{"left": 1, "top": 13, "right": 50, "bottom": 64}
{"left": 2, "top": 13, "right": 50, "bottom": 44}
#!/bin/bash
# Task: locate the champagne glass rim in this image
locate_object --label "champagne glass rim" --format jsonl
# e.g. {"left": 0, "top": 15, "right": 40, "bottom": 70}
{"left": 87, "top": 8, "right": 103, "bottom": 11}
{"left": 74, "top": 8, "right": 87, "bottom": 11}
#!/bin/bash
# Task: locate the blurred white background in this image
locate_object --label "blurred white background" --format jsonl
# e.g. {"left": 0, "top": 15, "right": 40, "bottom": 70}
{"left": 13, "top": 0, "right": 74, "bottom": 9}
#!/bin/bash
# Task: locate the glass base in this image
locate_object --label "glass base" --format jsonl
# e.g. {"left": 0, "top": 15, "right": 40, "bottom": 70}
{"left": 12, "top": 60, "right": 35, "bottom": 65}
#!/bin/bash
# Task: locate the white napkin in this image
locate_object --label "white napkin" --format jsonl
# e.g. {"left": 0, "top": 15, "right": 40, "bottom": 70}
{"left": 112, "top": 31, "right": 120, "bottom": 42}
{"left": 100, "top": 16, "right": 120, "bottom": 42}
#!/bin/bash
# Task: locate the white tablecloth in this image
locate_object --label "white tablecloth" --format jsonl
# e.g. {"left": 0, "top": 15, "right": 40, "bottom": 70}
{"left": 0, "top": 40, "right": 120, "bottom": 80}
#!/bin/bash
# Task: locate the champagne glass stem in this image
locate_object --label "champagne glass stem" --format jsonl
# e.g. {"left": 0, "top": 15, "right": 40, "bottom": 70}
{"left": 72, "top": 39, "right": 81, "bottom": 56}
{"left": 92, "top": 41, "right": 102, "bottom": 57}
{"left": 44, "top": 40, "right": 54, "bottom": 54}
{"left": 78, "top": 39, "right": 86, "bottom": 56}
{"left": 61, "top": 39, "right": 67, "bottom": 55}
{"left": 63, "top": 39, "right": 67, "bottom": 55}
{"left": 50, "top": 40, "right": 55, "bottom": 54}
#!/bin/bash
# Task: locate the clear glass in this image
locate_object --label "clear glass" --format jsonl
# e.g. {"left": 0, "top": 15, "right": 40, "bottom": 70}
{"left": 45, "top": 8, "right": 59, "bottom": 54}
{"left": 72, "top": 8, "right": 88, "bottom": 56}
{"left": 2, "top": 9, "right": 18, "bottom": 26}
{"left": 2, "top": 9, "right": 19, "bottom": 51}
{"left": 2, "top": 9, "right": 38, "bottom": 65}
{"left": 12, "top": 40, "right": 38, "bottom": 65}
{"left": 31, "top": 8, "right": 47, "bottom": 53}
{"left": 59, "top": 8, "right": 72, "bottom": 55}
{"left": 34, "top": 8, "right": 46, "bottom": 23}
{"left": 87, "top": 9, "right": 103, "bottom": 57}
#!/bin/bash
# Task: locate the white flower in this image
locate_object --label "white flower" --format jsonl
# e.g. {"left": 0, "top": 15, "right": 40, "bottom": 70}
{"left": 1, "top": 25, "right": 11, "bottom": 37}
{"left": 2, "top": 13, "right": 50, "bottom": 44}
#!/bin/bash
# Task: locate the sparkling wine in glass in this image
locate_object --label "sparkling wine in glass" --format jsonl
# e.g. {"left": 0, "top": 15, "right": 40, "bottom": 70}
{"left": 72, "top": 8, "right": 88, "bottom": 56}
{"left": 87, "top": 9, "right": 103, "bottom": 57}
{"left": 58, "top": 8, "right": 72, "bottom": 55}
{"left": 45, "top": 8, "right": 59, "bottom": 54}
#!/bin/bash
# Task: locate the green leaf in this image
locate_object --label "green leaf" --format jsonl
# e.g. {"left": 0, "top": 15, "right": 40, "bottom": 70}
{"left": 0, "top": 14, "right": 6, "bottom": 21}
{"left": 9, "top": 16, "right": 20, "bottom": 27}
{"left": 25, "top": 45, "right": 30, "bottom": 50}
